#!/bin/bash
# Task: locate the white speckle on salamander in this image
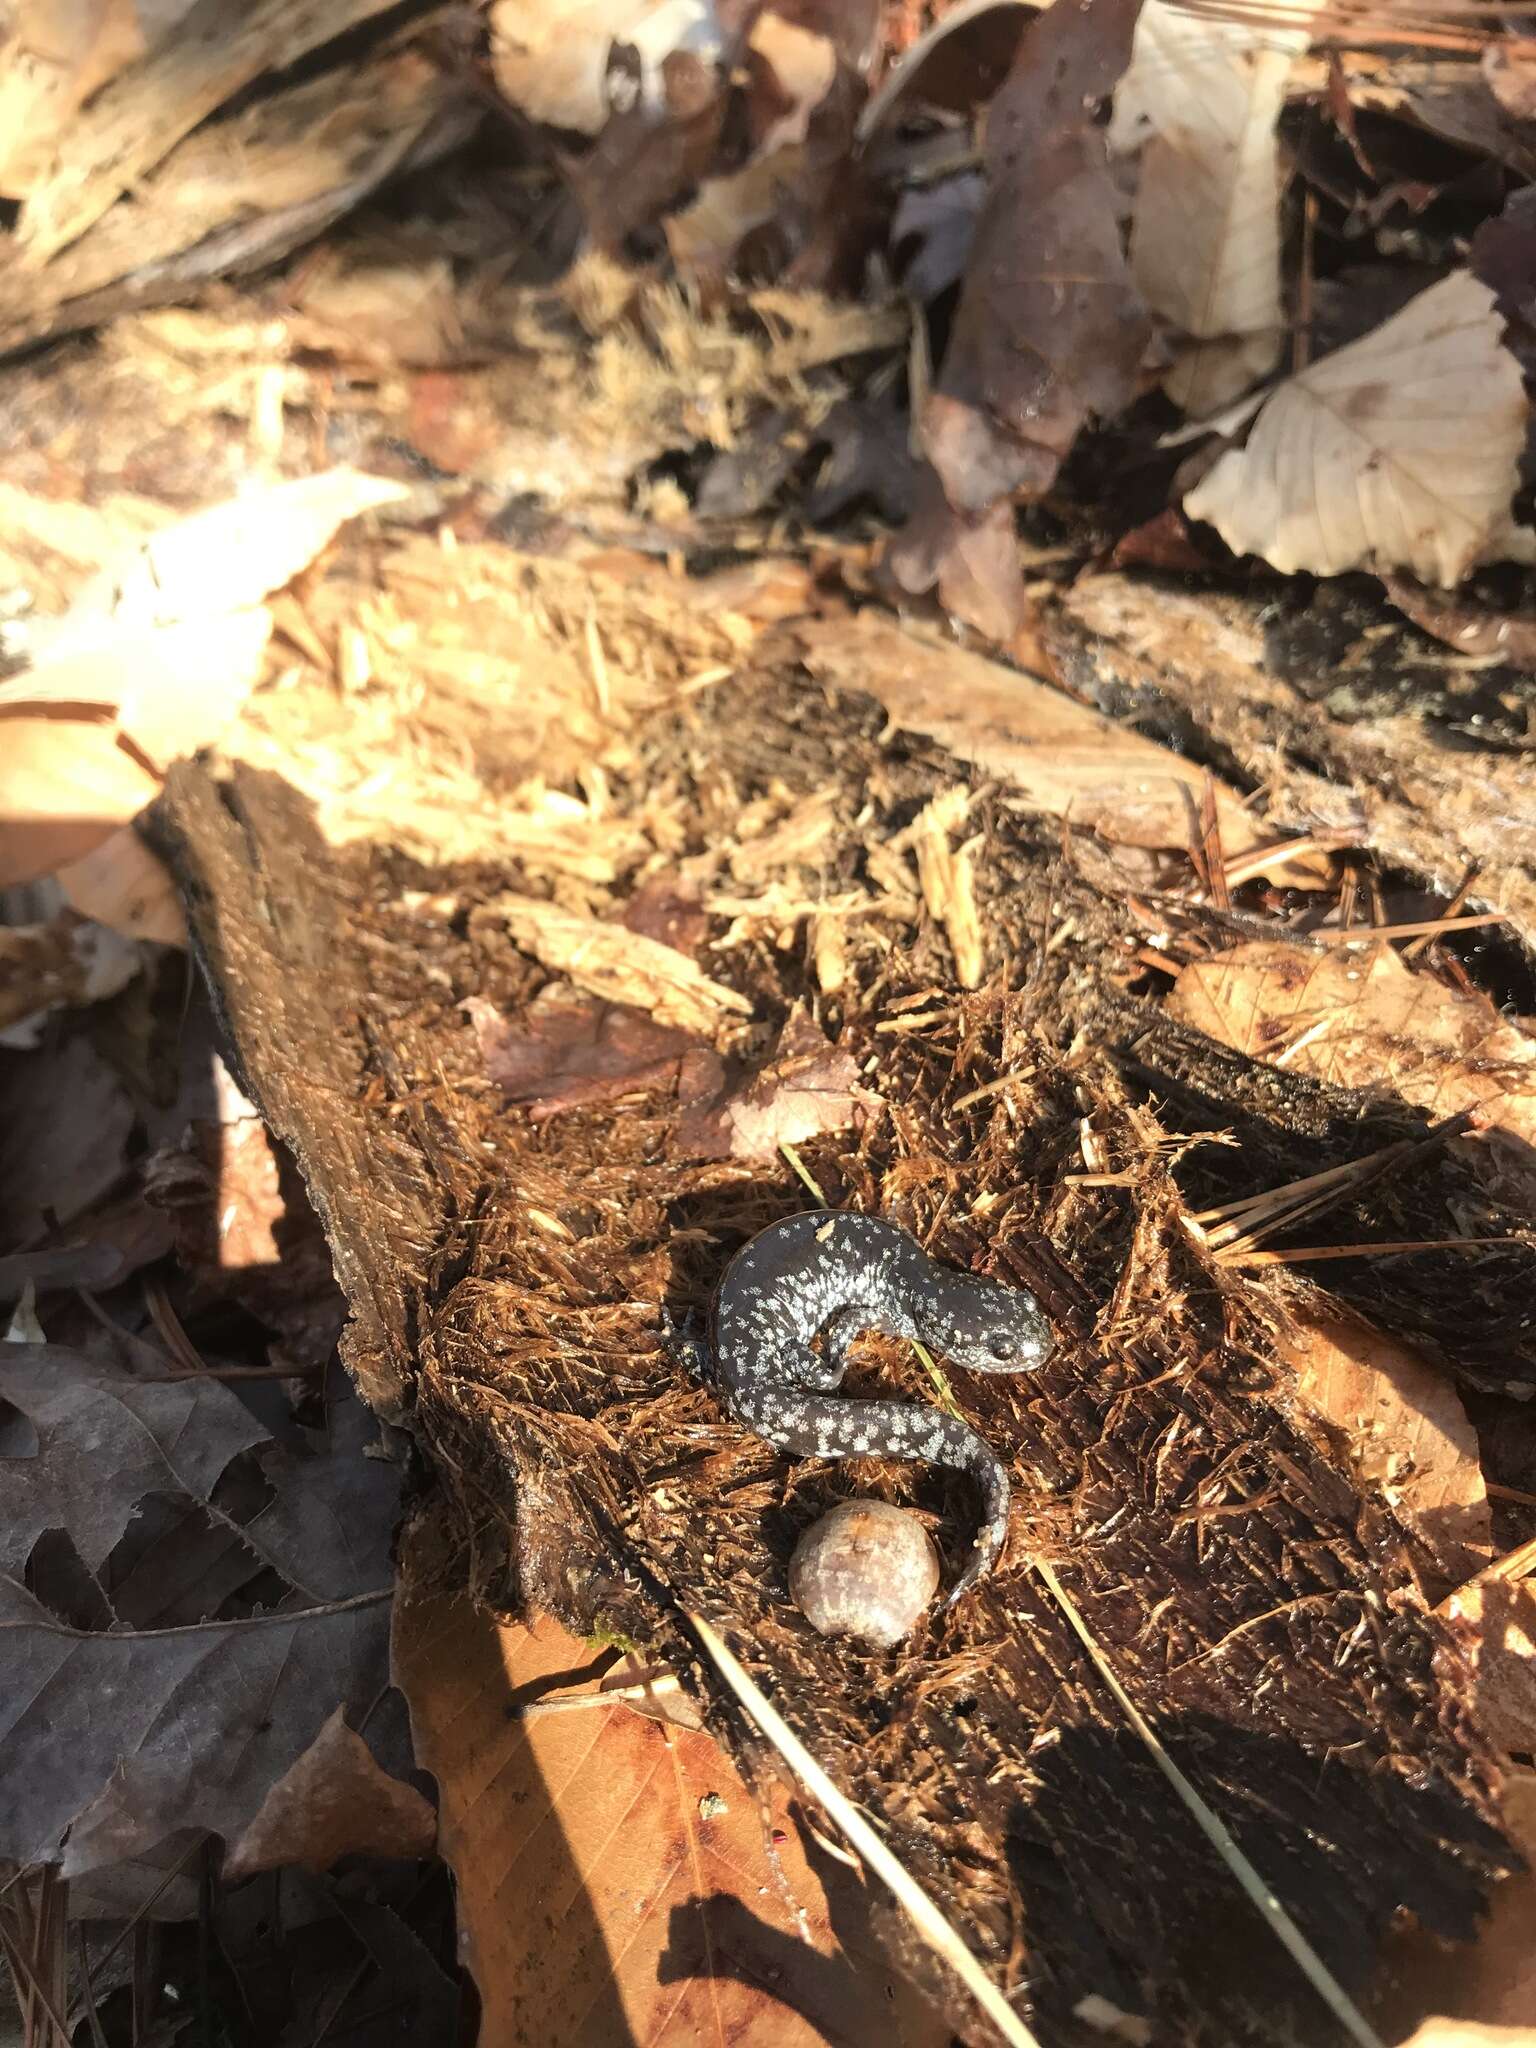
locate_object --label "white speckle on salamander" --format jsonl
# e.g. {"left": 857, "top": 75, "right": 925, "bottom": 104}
{"left": 709, "top": 1210, "right": 1053, "bottom": 1602}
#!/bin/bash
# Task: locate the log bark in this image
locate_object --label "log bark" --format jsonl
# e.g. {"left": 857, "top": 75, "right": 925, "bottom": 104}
{"left": 153, "top": 633, "right": 1519, "bottom": 2046}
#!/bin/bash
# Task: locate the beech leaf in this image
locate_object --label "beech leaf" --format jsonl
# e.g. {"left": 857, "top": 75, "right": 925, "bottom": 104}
{"left": 1183, "top": 272, "right": 1534, "bottom": 585}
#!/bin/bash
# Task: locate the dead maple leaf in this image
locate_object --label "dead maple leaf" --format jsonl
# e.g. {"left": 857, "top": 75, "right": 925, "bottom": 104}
{"left": 1166, "top": 940, "right": 1536, "bottom": 1200}
{"left": 393, "top": 1586, "right": 948, "bottom": 2048}
{"left": 0, "top": 1351, "right": 404, "bottom": 1876}
{"left": 0, "top": 1033, "right": 136, "bottom": 1243}
{"left": 1279, "top": 1314, "right": 1492, "bottom": 1587}
{"left": 1183, "top": 272, "right": 1534, "bottom": 586}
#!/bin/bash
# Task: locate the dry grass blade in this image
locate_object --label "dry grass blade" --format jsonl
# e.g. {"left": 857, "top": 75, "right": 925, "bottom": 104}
{"left": 687, "top": 1612, "right": 1044, "bottom": 2048}
{"left": 0, "top": 1867, "right": 71, "bottom": 2048}
{"left": 1188, "top": 1114, "right": 1470, "bottom": 1254}
{"left": 1030, "top": 1561, "right": 1387, "bottom": 2048}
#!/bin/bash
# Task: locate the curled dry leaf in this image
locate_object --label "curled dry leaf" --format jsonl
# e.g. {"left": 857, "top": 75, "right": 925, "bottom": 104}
{"left": 1279, "top": 1314, "right": 1492, "bottom": 1585}
{"left": 392, "top": 1588, "right": 947, "bottom": 2048}
{"left": 1110, "top": 0, "right": 1316, "bottom": 415}
{"left": 482, "top": 892, "right": 754, "bottom": 1034}
{"left": 1166, "top": 940, "right": 1536, "bottom": 1201}
{"left": 1183, "top": 273, "right": 1535, "bottom": 586}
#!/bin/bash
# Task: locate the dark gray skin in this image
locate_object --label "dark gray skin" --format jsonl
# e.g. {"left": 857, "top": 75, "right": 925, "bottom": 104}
{"left": 708, "top": 1211, "right": 1052, "bottom": 1605}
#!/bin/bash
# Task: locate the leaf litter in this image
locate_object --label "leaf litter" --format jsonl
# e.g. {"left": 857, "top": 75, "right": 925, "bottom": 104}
{"left": 6, "top": 0, "right": 1536, "bottom": 2042}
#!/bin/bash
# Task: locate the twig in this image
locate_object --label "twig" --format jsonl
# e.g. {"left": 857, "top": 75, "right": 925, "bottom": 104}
{"left": 1312, "top": 911, "right": 1507, "bottom": 944}
{"left": 1030, "top": 1561, "right": 1385, "bottom": 2048}
{"left": 1221, "top": 1235, "right": 1528, "bottom": 1266}
{"left": 1403, "top": 864, "right": 1480, "bottom": 963}
{"left": 687, "top": 1611, "right": 1044, "bottom": 2048}
{"left": 779, "top": 1142, "right": 827, "bottom": 1205}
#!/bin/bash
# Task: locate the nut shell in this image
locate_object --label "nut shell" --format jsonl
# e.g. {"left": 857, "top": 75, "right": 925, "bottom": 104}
{"left": 789, "top": 1500, "right": 940, "bottom": 1648}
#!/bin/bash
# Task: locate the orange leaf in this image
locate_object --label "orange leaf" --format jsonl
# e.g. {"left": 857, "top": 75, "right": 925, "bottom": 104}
{"left": 393, "top": 1588, "right": 946, "bottom": 2048}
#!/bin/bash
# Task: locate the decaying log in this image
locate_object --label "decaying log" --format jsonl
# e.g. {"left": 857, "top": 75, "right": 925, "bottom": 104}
{"left": 153, "top": 632, "right": 1520, "bottom": 2046}
{"left": 1048, "top": 573, "right": 1536, "bottom": 956}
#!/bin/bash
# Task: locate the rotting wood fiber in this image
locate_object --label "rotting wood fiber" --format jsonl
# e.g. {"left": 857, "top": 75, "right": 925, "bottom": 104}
{"left": 153, "top": 702, "right": 1518, "bottom": 2047}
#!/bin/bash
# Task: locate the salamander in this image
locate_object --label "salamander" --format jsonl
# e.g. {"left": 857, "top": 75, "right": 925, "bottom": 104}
{"left": 705, "top": 1210, "right": 1052, "bottom": 1605}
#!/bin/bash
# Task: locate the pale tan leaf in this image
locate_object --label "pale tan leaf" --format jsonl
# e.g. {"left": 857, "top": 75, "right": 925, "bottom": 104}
{"left": 1439, "top": 1579, "right": 1536, "bottom": 1757}
{"left": 393, "top": 1589, "right": 947, "bottom": 2048}
{"left": 69, "top": 467, "right": 410, "bottom": 630}
{"left": 1377, "top": 1769, "right": 1536, "bottom": 2037}
{"left": 0, "top": 717, "right": 160, "bottom": 889}
{"left": 1184, "top": 272, "right": 1533, "bottom": 585}
{"left": 1, "top": 613, "right": 272, "bottom": 767}
{"left": 1279, "top": 1315, "right": 1492, "bottom": 1583}
{"left": 1111, "top": 0, "right": 1316, "bottom": 414}
{"left": 55, "top": 826, "right": 185, "bottom": 946}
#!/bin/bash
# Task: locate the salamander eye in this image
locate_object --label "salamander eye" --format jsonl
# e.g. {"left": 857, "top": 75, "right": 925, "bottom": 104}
{"left": 988, "top": 1334, "right": 1017, "bottom": 1362}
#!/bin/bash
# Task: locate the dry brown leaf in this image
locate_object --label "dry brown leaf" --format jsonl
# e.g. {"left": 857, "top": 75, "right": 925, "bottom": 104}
{"left": 483, "top": 893, "right": 754, "bottom": 1034}
{"left": 466, "top": 985, "right": 697, "bottom": 1121}
{"left": 393, "top": 1588, "right": 947, "bottom": 2048}
{"left": 1439, "top": 1579, "right": 1536, "bottom": 1758}
{"left": 1166, "top": 942, "right": 1536, "bottom": 1197}
{"left": 798, "top": 610, "right": 1332, "bottom": 887}
{"left": 1183, "top": 273, "right": 1534, "bottom": 585}
{"left": 224, "top": 1707, "right": 436, "bottom": 1880}
{"left": 0, "top": 1355, "right": 399, "bottom": 1874}
{"left": 1279, "top": 1314, "right": 1492, "bottom": 1585}
{"left": 1376, "top": 1768, "right": 1536, "bottom": 2038}
{"left": 675, "top": 1005, "right": 871, "bottom": 1162}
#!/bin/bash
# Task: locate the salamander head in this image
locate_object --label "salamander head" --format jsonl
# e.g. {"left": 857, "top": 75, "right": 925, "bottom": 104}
{"left": 912, "top": 1272, "right": 1052, "bottom": 1374}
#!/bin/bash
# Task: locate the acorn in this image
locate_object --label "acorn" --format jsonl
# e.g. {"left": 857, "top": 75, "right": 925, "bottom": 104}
{"left": 789, "top": 1500, "right": 940, "bottom": 1648}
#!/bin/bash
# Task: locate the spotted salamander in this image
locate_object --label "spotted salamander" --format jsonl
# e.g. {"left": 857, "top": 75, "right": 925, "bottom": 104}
{"left": 708, "top": 1211, "right": 1052, "bottom": 1605}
